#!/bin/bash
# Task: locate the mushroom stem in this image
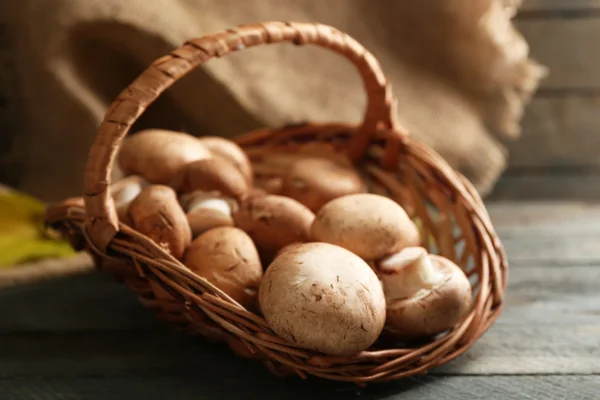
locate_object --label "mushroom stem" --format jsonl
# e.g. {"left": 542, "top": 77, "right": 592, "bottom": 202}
{"left": 378, "top": 247, "right": 446, "bottom": 301}
{"left": 182, "top": 191, "right": 238, "bottom": 237}
{"left": 189, "top": 196, "right": 233, "bottom": 215}
{"left": 182, "top": 191, "right": 238, "bottom": 214}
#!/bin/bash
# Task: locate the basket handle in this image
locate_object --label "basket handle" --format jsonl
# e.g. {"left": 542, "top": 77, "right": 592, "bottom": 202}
{"left": 83, "top": 21, "right": 399, "bottom": 251}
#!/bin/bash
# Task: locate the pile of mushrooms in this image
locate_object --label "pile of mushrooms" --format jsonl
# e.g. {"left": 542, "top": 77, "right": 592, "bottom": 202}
{"left": 108, "top": 128, "right": 472, "bottom": 356}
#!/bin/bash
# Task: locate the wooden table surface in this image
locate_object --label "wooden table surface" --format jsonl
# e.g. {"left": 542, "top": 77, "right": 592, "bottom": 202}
{"left": 2, "top": 174, "right": 600, "bottom": 399}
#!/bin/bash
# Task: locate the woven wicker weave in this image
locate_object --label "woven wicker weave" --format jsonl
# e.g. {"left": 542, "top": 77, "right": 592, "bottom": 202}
{"left": 44, "top": 21, "right": 508, "bottom": 384}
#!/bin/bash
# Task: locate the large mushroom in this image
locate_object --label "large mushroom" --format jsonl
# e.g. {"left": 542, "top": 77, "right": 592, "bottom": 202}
{"left": 184, "top": 226, "right": 263, "bottom": 310}
{"left": 117, "top": 129, "right": 212, "bottom": 184}
{"left": 259, "top": 242, "right": 386, "bottom": 356}
{"left": 377, "top": 246, "right": 472, "bottom": 340}
{"left": 310, "top": 193, "right": 420, "bottom": 260}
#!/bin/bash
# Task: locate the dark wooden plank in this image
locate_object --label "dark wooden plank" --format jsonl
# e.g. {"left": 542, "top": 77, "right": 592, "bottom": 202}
{"left": 510, "top": 96, "right": 600, "bottom": 168}
{"left": 489, "top": 172, "right": 600, "bottom": 200}
{"left": 488, "top": 200, "right": 600, "bottom": 265}
{"left": 0, "top": 252, "right": 93, "bottom": 289}
{"left": 0, "top": 272, "right": 160, "bottom": 333}
{"left": 3, "top": 320, "right": 597, "bottom": 377}
{"left": 522, "top": 0, "right": 600, "bottom": 12}
{"left": 1, "top": 376, "right": 598, "bottom": 400}
{"left": 442, "top": 266, "right": 600, "bottom": 374}
{"left": 488, "top": 201, "right": 600, "bottom": 229}
{"left": 1, "top": 265, "right": 598, "bottom": 376}
{"left": 501, "top": 236, "right": 600, "bottom": 265}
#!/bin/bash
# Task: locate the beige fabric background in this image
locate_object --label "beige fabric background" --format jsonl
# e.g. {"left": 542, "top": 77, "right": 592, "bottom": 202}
{"left": 0, "top": 0, "right": 545, "bottom": 202}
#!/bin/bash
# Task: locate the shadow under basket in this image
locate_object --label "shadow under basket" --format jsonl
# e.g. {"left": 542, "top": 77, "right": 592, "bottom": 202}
{"left": 44, "top": 21, "right": 508, "bottom": 384}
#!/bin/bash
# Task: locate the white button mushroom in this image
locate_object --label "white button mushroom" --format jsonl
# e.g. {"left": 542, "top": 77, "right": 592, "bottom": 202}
{"left": 184, "top": 226, "right": 263, "bottom": 310}
{"left": 197, "top": 136, "right": 253, "bottom": 184}
{"left": 377, "top": 247, "right": 472, "bottom": 340}
{"left": 280, "top": 157, "right": 366, "bottom": 212}
{"left": 127, "top": 185, "right": 192, "bottom": 259}
{"left": 170, "top": 157, "right": 249, "bottom": 200}
{"left": 180, "top": 191, "right": 238, "bottom": 238}
{"left": 259, "top": 242, "right": 386, "bottom": 356}
{"left": 232, "top": 194, "right": 315, "bottom": 260}
{"left": 117, "top": 129, "right": 212, "bottom": 184}
{"left": 310, "top": 193, "right": 420, "bottom": 260}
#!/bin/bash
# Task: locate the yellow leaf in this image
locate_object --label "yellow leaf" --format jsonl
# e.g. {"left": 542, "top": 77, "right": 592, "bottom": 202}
{"left": 0, "top": 189, "right": 75, "bottom": 267}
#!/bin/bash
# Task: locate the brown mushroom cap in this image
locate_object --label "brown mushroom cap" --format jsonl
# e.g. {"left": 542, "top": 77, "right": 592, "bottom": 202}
{"left": 127, "top": 185, "right": 191, "bottom": 259}
{"left": 197, "top": 136, "right": 253, "bottom": 184}
{"left": 310, "top": 193, "right": 419, "bottom": 260}
{"left": 117, "top": 129, "right": 211, "bottom": 184}
{"left": 232, "top": 194, "right": 315, "bottom": 260}
{"left": 171, "top": 157, "right": 249, "bottom": 199}
{"left": 280, "top": 157, "right": 366, "bottom": 212}
{"left": 377, "top": 247, "right": 472, "bottom": 340}
{"left": 184, "top": 227, "right": 263, "bottom": 310}
{"left": 259, "top": 242, "right": 386, "bottom": 356}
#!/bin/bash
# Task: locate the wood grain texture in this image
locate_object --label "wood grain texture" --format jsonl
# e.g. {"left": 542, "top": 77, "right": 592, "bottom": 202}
{"left": 1, "top": 376, "right": 599, "bottom": 400}
{"left": 515, "top": 18, "right": 600, "bottom": 89}
{"left": 489, "top": 172, "right": 600, "bottom": 200}
{"left": 502, "top": 238, "right": 600, "bottom": 265}
{"left": 1, "top": 200, "right": 599, "bottom": 398}
{"left": 489, "top": 201, "right": 600, "bottom": 229}
{"left": 521, "top": 0, "right": 600, "bottom": 12}
{"left": 0, "top": 272, "right": 160, "bottom": 333}
{"left": 1, "top": 258, "right": 598, "bottom": 375}
{"left": 511, "top": 96, "right": 600, "bottom": 168}
{"left": 0, "top": 252, "right": 93, "bottom": 289}
{"left": 488, "top": 200, "right": 600, "bottom": 264}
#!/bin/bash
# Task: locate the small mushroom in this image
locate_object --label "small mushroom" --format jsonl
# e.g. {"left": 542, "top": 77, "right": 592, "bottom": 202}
{"left": 310, "top": 193, "right": 420, "bottom": 260}
{"left": 127, "top": 185, "right": 191, "bottom": 259}
{"left": 280, "top": 157, "right": 366, "bottom": 211}
{"left": 232, "top": 194, "right": 315, "bottom": 260}
{"left": 377, "top": 247, "right": 472, "bottom": 340}
{"left": 181, "top": 191, "right": 238, "bottom": 237}
{"left": 259, "top": 242, "right": 386, "bottom": 356}
{"left": 197, "top": 136, "right": 253, "bottom": 184}
{"left": 170, "top": 157, "right": 249, "bottom": 199}
{"left": 117, "top": 129, "right": 211, "bottom": 184}
{"left": 184, "top": 226, "right": 263, "bottom": 310}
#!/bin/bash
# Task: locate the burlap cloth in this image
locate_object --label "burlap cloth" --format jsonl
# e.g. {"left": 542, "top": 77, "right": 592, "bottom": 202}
{"left": 0, "top": 0, "right": 546, "bottom": 202}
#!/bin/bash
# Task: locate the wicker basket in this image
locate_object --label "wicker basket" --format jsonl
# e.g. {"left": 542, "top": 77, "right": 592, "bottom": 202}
{"left": 44, "top": 21, "right": 508, "bottom": 384}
